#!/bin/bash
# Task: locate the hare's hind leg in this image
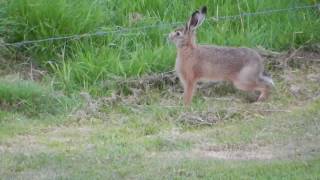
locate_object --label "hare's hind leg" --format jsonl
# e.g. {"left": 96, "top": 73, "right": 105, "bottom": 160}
{"left": 232, "top": 66, "right": 267, "bottom": 101}
{"left": 232, "top": 66, "right": 258, "bottom": 92}
{"left": 233, "top": 80, "right": 256, "bottom": 92}
{"left": 255, "top": 74, "right": 274, "bottom": 101}
{"left": 233, "top": 79, "right": 269, "bottom": 102}
{"left": 256, "top": 86, "right": 270, "bottom": 101}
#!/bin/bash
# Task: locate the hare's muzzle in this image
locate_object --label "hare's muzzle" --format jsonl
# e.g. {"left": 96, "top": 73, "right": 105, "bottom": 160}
{"left": 168, "top": 32, "right": 175, "bottom": 41}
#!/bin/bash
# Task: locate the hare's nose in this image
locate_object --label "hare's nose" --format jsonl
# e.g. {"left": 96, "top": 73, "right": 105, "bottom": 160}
{"left": 168, "top": 32, "right": 175, "bottom": 39}
{"left": 167, "top": 34, "right": 173, "bottom": 44}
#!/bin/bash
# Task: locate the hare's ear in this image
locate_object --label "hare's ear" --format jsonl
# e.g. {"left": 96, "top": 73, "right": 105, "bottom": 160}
{"left": 186, "top": 6, "right": 207, "bottom": 32}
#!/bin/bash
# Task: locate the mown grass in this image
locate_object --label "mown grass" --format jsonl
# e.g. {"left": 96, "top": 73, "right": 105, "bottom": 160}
{"left": 2, "top": 153, "right": 320, "bottom": 179}
{"left": 1, "top": 0, "right": 320, "bottom": 93}
{"left": 1, "top": 96, "right": 319, "bottom": 179}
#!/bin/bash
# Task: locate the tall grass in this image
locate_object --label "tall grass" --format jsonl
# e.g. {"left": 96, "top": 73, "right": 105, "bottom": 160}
{"left": 0, "top": 78, "right": 76, "bottom": 116}
{"left": 1, "top": 0, "right": 319, "bottom": 93}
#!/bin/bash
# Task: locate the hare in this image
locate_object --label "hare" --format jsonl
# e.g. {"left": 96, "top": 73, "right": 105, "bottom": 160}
{"left": 169, "top": 6, "right": 274, "bottom": 105}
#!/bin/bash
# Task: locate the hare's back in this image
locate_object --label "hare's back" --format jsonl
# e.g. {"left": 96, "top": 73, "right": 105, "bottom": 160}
{"left": 197, "top": 45, "right": 262, "bottom": 66}
{"left": 194, "top": 45, "right": 263, "bottom": 79}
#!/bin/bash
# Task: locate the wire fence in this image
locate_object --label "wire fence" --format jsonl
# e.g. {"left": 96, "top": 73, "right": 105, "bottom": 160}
{"left": 1, "top": 3, "right": 319, "bottom": 47}
{"left": 210, "top": 3, "right": 320, "bottom": 21}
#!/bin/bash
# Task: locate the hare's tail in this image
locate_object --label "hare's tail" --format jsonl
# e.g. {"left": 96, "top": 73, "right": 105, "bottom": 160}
{"left": 260, "top": 71, "right": 274, "bottom": 87}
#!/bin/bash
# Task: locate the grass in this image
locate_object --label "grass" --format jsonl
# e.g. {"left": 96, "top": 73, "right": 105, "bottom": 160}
{"left": 0, "top": 77, "right": 77, "bottom": 116}
{"left": 1, "top": 64, "right": 320, "bottom": 179}
{"left": 2, "top": 154, "right": 320, "bottom": 179}
{"left": 0, "top": 0, "right": 320, "bottom": 179}
{"left": 1, "top": 0, "right": 320, "bottom": 93}
{"left": 1, "top": 97, "right": 319, "bottom": 179}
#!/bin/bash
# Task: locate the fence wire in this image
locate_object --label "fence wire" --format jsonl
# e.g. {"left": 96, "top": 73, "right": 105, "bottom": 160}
{"left": 1, "top": 3, "right": 319, "bottom": 47}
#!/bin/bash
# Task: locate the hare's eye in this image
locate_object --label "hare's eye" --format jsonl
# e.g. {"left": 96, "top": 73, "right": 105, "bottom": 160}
{"left": 176, "top": 31, "right": 181, "bottom": 36}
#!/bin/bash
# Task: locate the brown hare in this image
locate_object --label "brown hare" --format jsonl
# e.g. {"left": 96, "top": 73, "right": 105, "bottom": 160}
{"left": 169, "top": 6, "right": 274, "bottom": 105}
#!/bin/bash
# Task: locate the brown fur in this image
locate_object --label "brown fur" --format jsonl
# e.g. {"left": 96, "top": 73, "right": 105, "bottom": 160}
{"left": 169, "top": 6, "right": 274, "bottom": 105}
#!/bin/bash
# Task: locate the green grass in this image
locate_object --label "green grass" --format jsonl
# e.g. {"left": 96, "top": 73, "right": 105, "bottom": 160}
{"left": 1, "top": 63, "right": 320, "bottom": 179}
{"left": 0, "top": 77, "right": 78, "bottom": 140}
{"left": 1, "top": 97, "right": 319, "bottom": 179}
{"left": 1, "top": 0, "right": 320, "bottom": 93}
{"left": 0, "top": 77, "right": 77, "bottom": 115}
{"left": 2, "top": 152, "right": 320, "bottom": 179}
{"left": 151, "top": 158, "right": 320, "bottom": 180}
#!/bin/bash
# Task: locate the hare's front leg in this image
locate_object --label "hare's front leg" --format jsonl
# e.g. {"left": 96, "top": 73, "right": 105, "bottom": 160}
{"left": 183, "top": 80, "right": 196, "bottom": 106}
